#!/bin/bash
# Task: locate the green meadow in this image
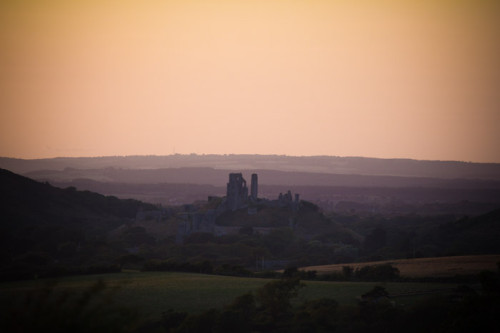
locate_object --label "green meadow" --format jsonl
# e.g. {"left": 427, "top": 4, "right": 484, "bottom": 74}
{"left": 0, "top": 271, "right": 462, "bottom": 322}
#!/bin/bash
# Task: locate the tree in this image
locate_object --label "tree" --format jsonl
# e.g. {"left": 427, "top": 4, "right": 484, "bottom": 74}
{"left": 294, "top": 298, "right": 338, "bottom": 332}
{"left": 161, "top": 309, "right": 187, "bottom": 332}
{"left": 239, "top": 226, "right": 254, "bottom": 236}
{"left": 342, "top": 265, "right": 353, "bottom": 279}
{"left": 256, "top": 277, "right": 304, "bottom": 323}
{"left": 355, "top": 264, "right": 400, "bottom": 281}
{"left": 217, "top": 293, "right": 257, "bottom": 333}
{"left": 479, "top": 269, "right": 499, "bottom": 294}
{"left": 176, "top": 309, "right": 220, "bottom": 333}
{"left": 283, "top": 266, "right": 299, "bottom": 278}
{"left": 263, "top": 228, "right": 295, "bottom": 255}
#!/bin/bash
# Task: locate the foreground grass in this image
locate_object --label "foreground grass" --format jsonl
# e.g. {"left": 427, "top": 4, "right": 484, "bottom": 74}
{"left": 0, "top": 271, "right": 465, "bottom": 323}
{"left": 0, "top": 272, "right": 269, "bottom": 321}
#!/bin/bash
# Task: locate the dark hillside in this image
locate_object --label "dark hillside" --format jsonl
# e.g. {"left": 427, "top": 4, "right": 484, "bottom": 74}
{"left": 437, "top": 209, "right": 500, "bottom": 255}
{"left": 334, "top": 208, "right": 500, "bottom": 260}
{"left": 0, "top": 168, "right": 155, "bottom": 227}
{"left": 0, "top": 168, "right": 156, "bottom": 280}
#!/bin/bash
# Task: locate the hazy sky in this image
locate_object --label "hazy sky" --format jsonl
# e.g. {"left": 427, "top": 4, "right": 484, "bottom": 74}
{"left": 1, "top": 1, "right": 499, "bottom": 162}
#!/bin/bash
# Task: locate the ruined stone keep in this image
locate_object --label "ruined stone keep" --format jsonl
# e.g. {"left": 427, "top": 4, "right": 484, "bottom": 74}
{"left": 226, "top": 173, "right": 248, "bottom": 211}
{"left": 226, "top": 173, "right": 259, "bottom": 210}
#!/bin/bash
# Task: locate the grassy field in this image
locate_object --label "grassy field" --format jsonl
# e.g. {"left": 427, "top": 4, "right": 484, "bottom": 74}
{"left": 0, "top": 271, "right": 465, "bottom": 322}
{"left": 301, "top": 254, "right": 500, "bottom": 278}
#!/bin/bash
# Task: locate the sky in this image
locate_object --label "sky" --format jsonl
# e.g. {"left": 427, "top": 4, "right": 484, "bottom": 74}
{"left": 1, "top": 0, "right": 499, "bottom": 163}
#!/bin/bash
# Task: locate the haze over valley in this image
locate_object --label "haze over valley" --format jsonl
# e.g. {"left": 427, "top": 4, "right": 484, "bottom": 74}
{"left": 2, "top": 154, "right": 499, "bottom": 215}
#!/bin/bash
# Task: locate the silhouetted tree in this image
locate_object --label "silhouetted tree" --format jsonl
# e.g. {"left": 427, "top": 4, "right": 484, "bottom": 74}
{"left": 217, "top": 293, "right": 256, "bottom": 333}
{"left": 342, "top": 265, "right": 354, "bottom": 279}
{"left": 255, "top": 277, "right": 304, "bottom": 329}
{"left": 355, "top": 264, "right": 400, "bottom": 281}
{"left": 293, "top": 298, "right": 338, "bottom": 332}
{"left": 161, "top": 309, "right": 188, "bottom": 332}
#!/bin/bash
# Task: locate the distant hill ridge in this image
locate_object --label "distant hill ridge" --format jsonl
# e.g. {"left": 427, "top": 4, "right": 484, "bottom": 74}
{"left": 1, "top": 154, "right": 500, "bottom": 180}
{"left": 18, "top": 167, "right": 500, "bottom": 189}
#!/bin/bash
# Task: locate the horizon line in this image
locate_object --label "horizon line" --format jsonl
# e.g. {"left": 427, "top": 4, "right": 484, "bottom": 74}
{"left": 1, "top": 153, "right": 499, "bottom": 165}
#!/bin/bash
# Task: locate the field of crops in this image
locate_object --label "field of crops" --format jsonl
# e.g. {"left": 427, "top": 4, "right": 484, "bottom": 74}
{"left": 0, "top": 271, "right": 465, "bottom": 322}
{"left": 302, "top": 254, "right": 500, "bottom": 278}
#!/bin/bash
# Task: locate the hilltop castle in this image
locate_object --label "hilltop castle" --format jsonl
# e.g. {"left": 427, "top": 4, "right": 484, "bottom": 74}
{"left": 171, "top": 172, "right": 301, "bottom": 243}
{"left": 225, "top": 172, "right": 298, "bottom": 211}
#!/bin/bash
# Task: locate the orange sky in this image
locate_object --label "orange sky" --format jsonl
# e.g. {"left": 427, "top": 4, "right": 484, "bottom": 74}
{"left": 1, "top": 1, "right": 499, "bottom": 162}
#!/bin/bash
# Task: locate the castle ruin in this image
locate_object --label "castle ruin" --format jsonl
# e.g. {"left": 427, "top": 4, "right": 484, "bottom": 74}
{"left": 250, "top": 173, "right": 258, "bottom": 200}
{"left": 176, "top": 172, "right": 302, "bottom": 242}
{"left": 226, "top": 172, "right": 299, "bottom": 211}
{"left": 226, "top": 173, "right": 259, "bottom": 211}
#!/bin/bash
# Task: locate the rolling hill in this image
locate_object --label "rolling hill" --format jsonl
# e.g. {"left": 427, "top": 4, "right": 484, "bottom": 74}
{"left": 0, "top": 168, "right": 156, "bottom": 280}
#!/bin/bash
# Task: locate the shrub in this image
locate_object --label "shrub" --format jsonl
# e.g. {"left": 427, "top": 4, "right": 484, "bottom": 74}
{"left": 355, "top": 264, "right": 400, "bottom": 281}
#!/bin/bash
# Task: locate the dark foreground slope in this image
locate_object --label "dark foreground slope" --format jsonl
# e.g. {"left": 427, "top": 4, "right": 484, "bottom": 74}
{"left": 0, "top": 168, "right": 155, "bottom": 224}
{"left": 0, "top": 168, "right": 156, "bottom": 280}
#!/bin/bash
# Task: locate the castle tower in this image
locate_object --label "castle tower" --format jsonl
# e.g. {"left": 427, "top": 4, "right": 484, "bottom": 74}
{"left": 226, "top": 173, "right": 248, "bottom": 211}
{"left": 250, "top": 173, "right": 258, "bottom": 200}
